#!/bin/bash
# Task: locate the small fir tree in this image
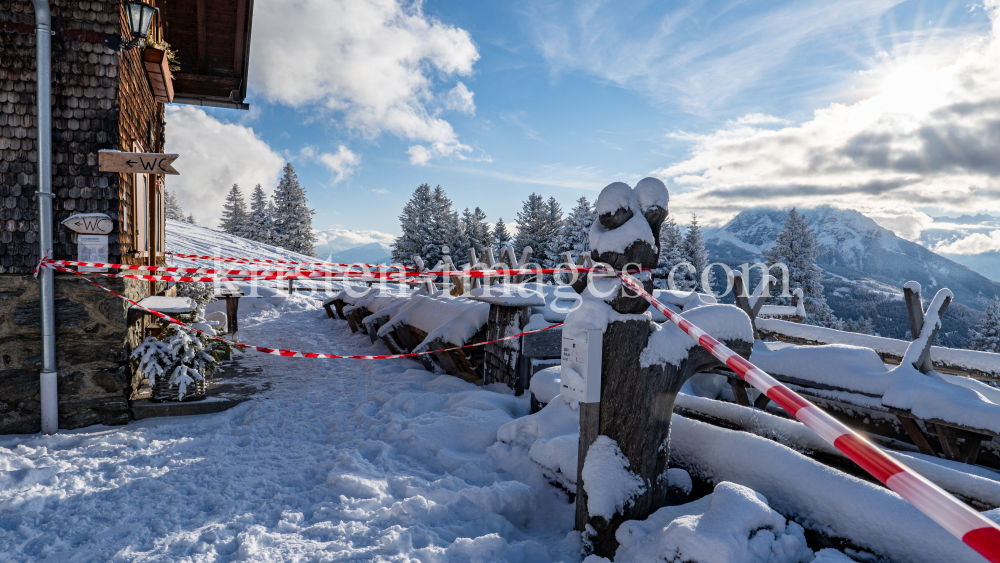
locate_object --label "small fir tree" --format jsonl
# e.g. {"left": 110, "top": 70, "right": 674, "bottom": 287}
{"left": 564, "top": 196, "right": 595, "bottom": 255}
{"left": 165, "top": 189, "right": 186, "bottom": 221}
{"left": 763, "top": 208, "right": 838, "bottom": 327}
{"left": 655, "top": 217, "right": 688, "bottom": 290}
{"left": 219, "top": 184, "right": 249, "bottom": 236}
{"left": 186, "top": 213, "right": 197, "bottom": 224}
{"left": 493, "top": 217, "right": 512, "bottom": 251}
{"left": 246, "top": 184, "right": 275, "bottom": 245}
{"left": 968, "top": 296, "right": 1000, "bottom": 352}
{"left": 461, "top": 207, "right": 494, "bottom": 259}
{"left": 515, "top": 193, "right": 547, "bottom": 260}
{"left": 682, "top": 214, "right": 709, "bottom": 291}
{"left": 392, "top": 183, "right": 435, "bottom": 265}
{"left": 271, "top": 163, "right": 316, "bottom": 255}
{"left": 542, "top": 196, "right": 566, "bottom": 269}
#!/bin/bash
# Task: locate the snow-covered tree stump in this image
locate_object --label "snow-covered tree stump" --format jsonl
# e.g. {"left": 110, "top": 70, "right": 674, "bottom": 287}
{"left": 569, "top": 179, "right": 755, "bottom": 559}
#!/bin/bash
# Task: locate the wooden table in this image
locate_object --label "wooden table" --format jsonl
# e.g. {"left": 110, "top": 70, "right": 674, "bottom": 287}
{"left": 130, "top": 296, "right": 198, "bottom": 338}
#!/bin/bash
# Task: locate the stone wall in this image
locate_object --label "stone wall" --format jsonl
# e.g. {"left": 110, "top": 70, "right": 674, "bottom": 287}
{"left": 0, "top": 272, "right": 151, "bottom": 433}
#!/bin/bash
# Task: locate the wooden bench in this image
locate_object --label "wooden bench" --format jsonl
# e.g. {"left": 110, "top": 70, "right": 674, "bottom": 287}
{"left": 720, "top": 276, "right": 997, "bottom": 466}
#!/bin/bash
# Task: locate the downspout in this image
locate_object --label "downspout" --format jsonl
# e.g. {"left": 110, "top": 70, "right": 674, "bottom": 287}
{"left": 33, "top": 0, "right": 57, "bottom": 435}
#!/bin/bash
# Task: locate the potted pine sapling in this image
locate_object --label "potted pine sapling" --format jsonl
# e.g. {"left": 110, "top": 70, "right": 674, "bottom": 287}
{"left": 132, "top": 325, "right": 219, "bottom": 402}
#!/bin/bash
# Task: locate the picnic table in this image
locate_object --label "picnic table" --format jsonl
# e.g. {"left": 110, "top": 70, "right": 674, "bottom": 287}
{"left": 130, "top": 296, "right": 198, "bottom": 338}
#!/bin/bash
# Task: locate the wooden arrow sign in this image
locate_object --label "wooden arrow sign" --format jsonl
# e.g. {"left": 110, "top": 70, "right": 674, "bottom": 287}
{"left": 99, "top": 151, "right": 180, "bottom": 175}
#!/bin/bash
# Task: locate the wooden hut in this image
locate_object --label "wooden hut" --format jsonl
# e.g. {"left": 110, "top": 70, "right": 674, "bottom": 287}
{"left": 0, "top": 0, "right": 254, "bottom": 433}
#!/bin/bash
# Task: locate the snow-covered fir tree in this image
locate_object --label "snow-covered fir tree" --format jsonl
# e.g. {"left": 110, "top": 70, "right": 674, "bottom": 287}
{"left": 563, "top": 196, "right": 595, "bottom": 255}
{"left": 968, "top": 296, "right": 1000, "bottom": 352}
{"left": 428, "top": 185, "right": 461, "bottom": 267}
{"left": 515, "top": 193, "right": 548, "bottom": 270}
{"left": 165, "top": 190, "right": 186, "bottom": 221}
{"left": 763, "top": 208, "right": 838, "bottom": 327}
{"left": 219, "top": 184, "right": 248, "bottom": 236}
{"left": 654, "top": 217, "right": 688, "bottom": 290}
{"left": 392, "top": 184, "right": 434, "bottom": 264}
{"left": 681, "top": 214, "right": 709, "bottom": 292}
{"left": 245, "top": 184, "right": 275, "bottom": 245}
{"left": 186, "top": 213, "right": 197, "bottom": 224}
{"left": 271, "top": 163, "right": 316, "bottom": 256}
{"left": 461, "top": 207, "right": 494, "bottom": 258}
{"left": 841, "top": 316, "right": 877, "bottom": 336}
{"left": 493, "top": 217, "right": 512, "bottom": 252}
{"left": 542, "top": 197, "right": 566, "bottom": 269}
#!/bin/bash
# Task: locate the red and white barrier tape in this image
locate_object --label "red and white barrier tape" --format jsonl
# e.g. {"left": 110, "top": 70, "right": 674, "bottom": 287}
{"left": 39, "top": 259, "right": 618, "bottom": 281}
{"left": 615, "top": 272, "right": 1000, "bottom": 563}
{"left": 167, "top": 252, "right": 414, "bottom": 270}
{"left": 55, "top": 265, "right": 563, "bottom": 360}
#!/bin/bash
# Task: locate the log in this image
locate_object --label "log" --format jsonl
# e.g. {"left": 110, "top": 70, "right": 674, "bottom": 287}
{"left": 585, "top": 317, "right": 752, "bottom": 559}
{"left": 482, "top": 304, "right": 532, "bottom": 394}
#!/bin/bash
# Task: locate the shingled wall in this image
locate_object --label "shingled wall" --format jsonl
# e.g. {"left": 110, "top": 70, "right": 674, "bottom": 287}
{"left": 1, "top": 0, "right": 165, "bottom": 433}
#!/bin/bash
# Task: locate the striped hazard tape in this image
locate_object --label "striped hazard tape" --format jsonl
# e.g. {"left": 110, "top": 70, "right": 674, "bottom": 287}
{"left": 615, "top": 271, "right": 1000, "bottom": 563}
{"left": 55, "top": 265, "right": 562, "bottom": 360}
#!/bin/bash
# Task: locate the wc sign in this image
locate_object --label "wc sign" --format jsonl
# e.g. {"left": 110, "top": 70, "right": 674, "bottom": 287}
{"left": 62, "top": 213, "right": 114, "bottom": 235}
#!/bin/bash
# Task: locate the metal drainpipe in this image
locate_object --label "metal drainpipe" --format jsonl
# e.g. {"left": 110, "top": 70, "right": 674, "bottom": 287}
{"left": 33, "top": 0, "right": 58, "bottom": 435}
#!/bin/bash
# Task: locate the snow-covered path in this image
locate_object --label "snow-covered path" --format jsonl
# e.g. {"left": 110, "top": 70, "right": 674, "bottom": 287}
{"left": 0, "top": 296, "right": 579, "bottom": 562}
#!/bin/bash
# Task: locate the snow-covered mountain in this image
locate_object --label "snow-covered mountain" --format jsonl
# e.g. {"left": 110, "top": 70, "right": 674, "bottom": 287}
{"left": 313, "top": 228, "right": 397, "bottom": 259}
{"left": 325, "top": 241, "right": 393, "bottom": 265}
{"left": 706, "top": 206, "right": 1000, "bottom": 310}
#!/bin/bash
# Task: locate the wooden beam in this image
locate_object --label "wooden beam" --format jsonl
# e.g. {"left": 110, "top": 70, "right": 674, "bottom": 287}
{"left": 934, "top": 424, "right": 962, "bottom": 461}
{"left": 730, "top": 379, "right": 752, "bottom": 407}
{"left": 896, "top": 415, "right": 937, "bottom": 457}
{"left": 234, "top": 0, "right": 248, "bottom": 76}
{"left": 961, "top": 435, "right": 983, "bottom": 465}
{"left": 913, "top": 294, "right": 951, "bottom": 373}
{"left": 750, "top": 277, "right": 772, "bottom": 318}
{"left": 196, "top": 0, "right": 207, "bottom": 74}
{"left": 753, "top": 393, "right": 772, "bottom": 410}
{"left": 903, "top": 284, "right": 924, "bottom": 340}
{"left": 172, "top": 73, "right": 241, "bottom": 98}
{"left": 732, "top": 275, "right": 757, "bottom": 339}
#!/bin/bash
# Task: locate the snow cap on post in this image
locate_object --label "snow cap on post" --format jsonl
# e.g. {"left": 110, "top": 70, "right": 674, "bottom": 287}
{"left": 597, "top": 182, "right": 639, "bottom": 230}
{"left": 634, "top": 177, "right": 669, "bottom": 243}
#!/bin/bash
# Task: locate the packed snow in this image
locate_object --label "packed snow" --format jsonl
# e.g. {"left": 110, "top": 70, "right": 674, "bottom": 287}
{"left": 590, "top": 214, "right": 656, "bottom": 255}
{"left": 640, "top": 305, "right": 753, "bottom": 368}
{"left": 581, "top": 436, "right": 646, "bottom": 520}
{"left": 633, "top": 177, "right": 669, "bottom": 212}
{"left": 594, "top": 182, "right": 639, "bottom": 216}
{"left": 7, "top": 220, "right": 997, "bottom": 563}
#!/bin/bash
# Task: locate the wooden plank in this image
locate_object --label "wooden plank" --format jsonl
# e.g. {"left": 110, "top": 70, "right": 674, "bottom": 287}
{"left": 903, "top": 285, "right": 924, "bottom": 340}
{"left": 753, "top": 393, "right": 771, "bottom": 410}
{"left": 896, "top": 415, "right": 938, "bottom": 457}
{"left": 233, "top": 0, "right": 248, "bottom": 76}
{"left": 730, "top": 379, "right": 752, "bottom": 407}
{"left": 522, "top": 328, "right": 562, "bottom": 358}
{"left": 99, "top": 152, "right": 179, "bottom": 175}
{"left": 732, "top": 275, "right": 757, "bottom": 339}
{"left": 196, "top": 0, "right": 207, "bottom": 74}
{"left": 961, "top": 435, "right": 984, "bottom": 465}
{"left": 575, "top": 402, "right": 601, "bottom": 531}
{"left": 482, "top": 304, "right": 529, "bottom": 393}
{"left": 913, "top": 295, "right": 951, "bottom": 373}
{"left": 934, "top": 424, "right": 961, "bottom": 461}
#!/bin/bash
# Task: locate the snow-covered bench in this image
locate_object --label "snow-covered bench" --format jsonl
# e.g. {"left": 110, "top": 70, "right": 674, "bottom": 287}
{"left": 715, "top": 283, "right": 1000, "bottom": 466}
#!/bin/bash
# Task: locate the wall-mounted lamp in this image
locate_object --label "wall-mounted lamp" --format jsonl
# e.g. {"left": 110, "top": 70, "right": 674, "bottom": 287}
{"left": 104, "top": 0, "right": 158, "bottom": 52}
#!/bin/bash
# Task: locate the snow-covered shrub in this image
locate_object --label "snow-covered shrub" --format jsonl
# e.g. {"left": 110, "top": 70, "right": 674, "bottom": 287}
{"left": 132, "top": 325, "right": 219, "bottom": 400}
{"left": 175, "top": 281, "right": 215, "bottom": 318}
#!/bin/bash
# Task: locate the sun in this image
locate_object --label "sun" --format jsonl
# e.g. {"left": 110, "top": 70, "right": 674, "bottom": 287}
{"left": 879, "top": 63, "right": 947, "bottom": 115}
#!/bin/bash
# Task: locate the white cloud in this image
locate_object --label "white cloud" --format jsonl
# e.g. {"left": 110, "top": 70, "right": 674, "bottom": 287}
{"left": 251, "top": 0, "right": 478, "bottom": 164}
{"left": 315, "top": 146, "right": 361, "bottom": 184}
{"left": 443, "top": 82, "right": 476, "bottom": 114}
{"left": 654, "top": 1, "right": 1000, "bottom": 226}
{"left": 860, "top": 208, "right": 935, "bottom": 240}
{"left": 164, "top": 106, "right": 284, "bottom": 225}
{"left": 313, "top": 228, "right": 397, "bottom": 254}
{"left": 934, "top": 231, "right": 1000, "bottom": 254}
{"left": 528, "top": 0, "right": 906, "bottom": 111}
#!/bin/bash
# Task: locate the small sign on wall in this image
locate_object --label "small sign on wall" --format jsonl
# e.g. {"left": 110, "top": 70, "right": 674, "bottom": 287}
{"left": 77, "top": 235, "right": 108, "bottom": 273}
{"left": 560, "top": 329, "right": 603, "bottom": 403}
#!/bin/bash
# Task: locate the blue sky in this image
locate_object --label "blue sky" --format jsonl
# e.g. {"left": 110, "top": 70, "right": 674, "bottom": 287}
{"left": 164, "top": 0, "right": 1000, "bottom": 253}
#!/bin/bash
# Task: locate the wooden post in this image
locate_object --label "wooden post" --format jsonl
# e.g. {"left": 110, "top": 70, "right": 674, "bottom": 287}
{"left": 481, "top": 303, "right": 531, "bottom": 393}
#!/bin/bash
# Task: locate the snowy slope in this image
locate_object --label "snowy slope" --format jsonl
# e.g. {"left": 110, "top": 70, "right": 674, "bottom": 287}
{"left": 166, "top": 219, "right": 328, "bottom": 266}
{"left": 706, "top": 206, "right": 1000, "bottom": 309}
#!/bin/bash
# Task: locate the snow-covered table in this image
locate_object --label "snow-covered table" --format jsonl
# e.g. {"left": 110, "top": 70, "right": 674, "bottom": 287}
{"left": 131, "top": 296, "right": 198, "bottom": 338}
